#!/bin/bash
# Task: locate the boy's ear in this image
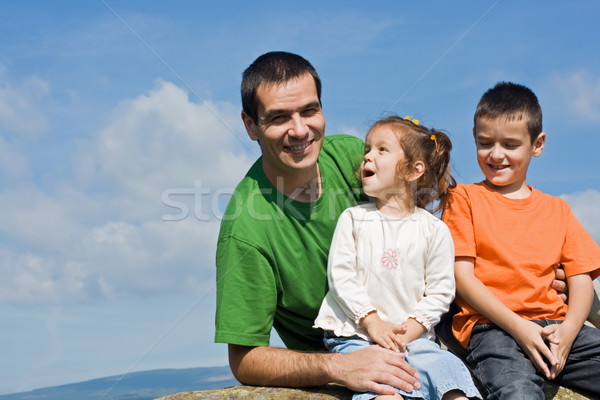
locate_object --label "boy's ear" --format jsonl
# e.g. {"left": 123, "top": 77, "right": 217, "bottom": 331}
{"left": 472, "top": 127, "right": 477, "bottom": 142}
{"left": 241, "top": 111, "right": 260, "bottom": 141}
{"left": 532, "top": 132, "right": 546, "bottom": 157}
{"left": 408, "top": 161, "right": 425, "bottom": 182}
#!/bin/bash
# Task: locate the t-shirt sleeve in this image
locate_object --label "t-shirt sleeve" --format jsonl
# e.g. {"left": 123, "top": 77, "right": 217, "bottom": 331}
{"left": 215, "top": 235, "right": 277, "bottom": 346}
{"left": 442, "top": 186, "right": 477, "bottom": 258}
{"left": 560, "top": 205, "right": 600, "bottom": 280}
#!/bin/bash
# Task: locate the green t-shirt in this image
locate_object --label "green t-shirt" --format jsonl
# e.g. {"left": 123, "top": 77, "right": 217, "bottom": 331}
{"left": 215, "top": 134, "right": 366, "bottom": 351}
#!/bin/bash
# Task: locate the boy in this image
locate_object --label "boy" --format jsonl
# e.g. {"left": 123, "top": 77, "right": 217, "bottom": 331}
{"left": 442, "top": 82, "right": 600, "bottom": 399}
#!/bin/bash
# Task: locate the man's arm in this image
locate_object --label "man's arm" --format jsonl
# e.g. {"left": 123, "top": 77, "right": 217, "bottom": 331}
{"left": 228, "top": 344, "right": 421, "bottom": 395}
{"left": 454, "top": 256, "right": 558, "bottom": 379}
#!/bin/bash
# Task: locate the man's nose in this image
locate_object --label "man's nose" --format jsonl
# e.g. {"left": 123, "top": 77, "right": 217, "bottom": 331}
{"left": 288, "top": 114, "right": 309, "bottom": 138}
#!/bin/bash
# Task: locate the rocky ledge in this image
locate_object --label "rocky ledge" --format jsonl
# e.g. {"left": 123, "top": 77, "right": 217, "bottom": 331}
{"left": 156, "top": 382, "right": 598, "bottom": 400}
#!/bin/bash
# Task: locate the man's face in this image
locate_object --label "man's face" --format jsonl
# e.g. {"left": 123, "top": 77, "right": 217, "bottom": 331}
{"left": 242, "top": 73, "right": 325, "bottom": 183}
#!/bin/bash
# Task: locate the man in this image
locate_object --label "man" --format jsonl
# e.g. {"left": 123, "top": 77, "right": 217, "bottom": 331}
{"left": 215, "top": 51, "right": 421, "bottom": 395}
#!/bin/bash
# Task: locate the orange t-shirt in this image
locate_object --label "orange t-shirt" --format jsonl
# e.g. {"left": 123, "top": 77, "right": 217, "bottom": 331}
{"left": 442, "top": 183, "right": 600, "bottom": 348}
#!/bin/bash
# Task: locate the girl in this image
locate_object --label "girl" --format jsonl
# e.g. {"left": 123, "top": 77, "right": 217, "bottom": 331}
{"left": 314, "top": 116, "right": 481, "bottom": 400}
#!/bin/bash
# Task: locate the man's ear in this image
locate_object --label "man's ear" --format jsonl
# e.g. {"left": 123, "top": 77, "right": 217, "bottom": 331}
{"left": 532, "top": 132, "right": 546, "bottom": 157}
{"left": 241, "top": 111, "right": 259, "bottom": 141}
{"left": 408, "top": 161, "right": 425, "bottom": 182}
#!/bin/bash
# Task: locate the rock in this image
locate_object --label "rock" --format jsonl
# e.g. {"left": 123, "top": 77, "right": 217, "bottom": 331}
{"left": 154, "top": 384, "right": 352, "bottom": 400}
{"left": 156, "top": 382, "right": 598, "bottom": 400}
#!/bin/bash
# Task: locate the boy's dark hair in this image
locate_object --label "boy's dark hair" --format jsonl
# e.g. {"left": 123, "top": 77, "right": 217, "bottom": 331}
{"left": 241, "top": 51, "right": 322, "bottom": 124}
{"left": 474, "top": 81, "right": 543, "bottom": 143}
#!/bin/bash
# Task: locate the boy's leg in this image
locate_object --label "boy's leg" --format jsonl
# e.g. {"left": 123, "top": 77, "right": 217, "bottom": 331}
{"left": 553, "top": 324, "right": 600, "bottom": 394}
{"left": 466, "top": 324, "right": 544, "bottom": 400}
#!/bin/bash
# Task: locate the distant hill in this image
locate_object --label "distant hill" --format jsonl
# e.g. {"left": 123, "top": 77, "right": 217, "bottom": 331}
{"left": 0, "top": 366, "right": 239, "bottom": 400}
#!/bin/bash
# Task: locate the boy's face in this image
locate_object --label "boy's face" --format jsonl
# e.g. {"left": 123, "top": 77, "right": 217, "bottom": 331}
{"left": 241, "top": 73, "right": 325, "bottom": 183}
{"left": 474, "top": 117, "right": 545, "bottom": 197}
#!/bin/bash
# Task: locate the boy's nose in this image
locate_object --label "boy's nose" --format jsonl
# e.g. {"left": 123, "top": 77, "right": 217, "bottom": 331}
{"left": 490, "top": 144, "right": 503, "bottom": 160}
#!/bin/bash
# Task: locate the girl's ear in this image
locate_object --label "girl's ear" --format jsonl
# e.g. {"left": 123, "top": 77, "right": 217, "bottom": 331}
{"left": 532, "top": 132, "right": 546, "bottom": 157}
{"left": 408, "top": 161, "right": 425, "bottom": 182}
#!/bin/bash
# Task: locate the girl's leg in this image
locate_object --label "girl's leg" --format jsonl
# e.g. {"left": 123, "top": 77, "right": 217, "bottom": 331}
{"left": 441, "top": 389, "right": 467, "bottom": 400}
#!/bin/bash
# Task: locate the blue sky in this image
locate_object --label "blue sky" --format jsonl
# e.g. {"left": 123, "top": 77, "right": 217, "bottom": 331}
{"left": 1, "top": 1, "right": 600, "bottom": 395}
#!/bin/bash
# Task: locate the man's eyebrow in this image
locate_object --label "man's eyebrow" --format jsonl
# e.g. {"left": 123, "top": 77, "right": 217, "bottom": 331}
{"left": 262, "top": 101, "right": 321, "bottom": 120}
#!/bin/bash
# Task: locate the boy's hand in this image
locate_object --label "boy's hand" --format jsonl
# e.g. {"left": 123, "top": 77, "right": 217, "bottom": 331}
{"left": 509, "top": 318, "right": 558, "bottom": 379}
{"left": 360, "top": 312, "right": 407, "bottom": 352}
{"left": 548, "top": 322, "right": 577, "bottom": 379}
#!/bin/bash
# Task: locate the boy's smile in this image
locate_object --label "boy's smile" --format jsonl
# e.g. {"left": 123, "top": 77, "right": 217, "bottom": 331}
{"left": 474, "top": 117, "right": 545, "bottom": 198}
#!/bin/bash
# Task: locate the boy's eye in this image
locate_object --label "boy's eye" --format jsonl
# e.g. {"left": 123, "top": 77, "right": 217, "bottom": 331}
{"left": 504, "top": 143, "right": 519, "bottom": 149}
{"left": 379, "top": 147, "right": 388, "bottom": 152}
{"left": 478, "top": 141, "right": 492, "bottom": 148}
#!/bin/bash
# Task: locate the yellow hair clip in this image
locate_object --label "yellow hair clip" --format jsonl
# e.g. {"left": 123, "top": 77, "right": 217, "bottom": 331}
{"left": 430, "top": 134, "right": 440, "bottom": 154}
{"left": 403, "top": 116, "right": 420, "bottom": 125}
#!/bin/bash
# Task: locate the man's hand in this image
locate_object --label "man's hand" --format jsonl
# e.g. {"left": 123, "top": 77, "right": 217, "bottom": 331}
{"left": 551, "top": 264, "right": 567, "bottom": 302}
{"left": 329, "top": 344, "right": 421, "bottom": 395}
{"left": 229, "top": 343, "right": 420, "bottom": 396}
{"left": 360, "top": 312, "right": 408, "bottom": 352}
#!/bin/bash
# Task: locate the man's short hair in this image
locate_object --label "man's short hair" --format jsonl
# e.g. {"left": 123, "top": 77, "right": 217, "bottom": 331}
{"left": 474, "top": 81, "right": 543, "bottom": 143}
{"left": 241, "top": 51, "right": 322, "bottom": 124}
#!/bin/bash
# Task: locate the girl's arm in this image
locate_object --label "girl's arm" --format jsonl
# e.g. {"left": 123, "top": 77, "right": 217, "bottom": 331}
{"left": 549, "top": 273, "right": 593, "bottom": 378}
{"left": 409, "top": 223, "right": 457, "bottom": 333}
{"left": 455, "top": 256, "right": 558, "bottom": 379}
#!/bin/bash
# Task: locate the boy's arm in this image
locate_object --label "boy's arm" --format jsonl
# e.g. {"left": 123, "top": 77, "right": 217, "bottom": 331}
{"left": 549, "top": 273, "right": 594, "bottom": 378}
{"left": 228, "top": 343, "right": 421, "bottom": 395}
{"left": 455, "top": 256, "right": 558, "bottom": 378}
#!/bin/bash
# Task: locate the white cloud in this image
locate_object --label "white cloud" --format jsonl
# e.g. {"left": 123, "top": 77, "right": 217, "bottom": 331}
{"left": 0, "top": 66, "right": 50, "bottom": 137}
{"left": 80, "top": 80, "right": 252, "bottom": 205}
{"left": 0, "top": 80, "right": 254, "bottom": 305}
{"left": 551, "top": 70, "right": 600, "bottom": 123}
{"left": 560, "top": 189, "right": 600, "bottom": 243}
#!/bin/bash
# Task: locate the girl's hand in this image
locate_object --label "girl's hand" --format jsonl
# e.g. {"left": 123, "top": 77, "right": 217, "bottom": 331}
{"left": 360, "top": 312, "right": 407, "bottom": 352}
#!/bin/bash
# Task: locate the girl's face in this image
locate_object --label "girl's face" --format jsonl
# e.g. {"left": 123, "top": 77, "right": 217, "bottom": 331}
{"left": 361, "top": 126, "right": 405, "bottom": 200}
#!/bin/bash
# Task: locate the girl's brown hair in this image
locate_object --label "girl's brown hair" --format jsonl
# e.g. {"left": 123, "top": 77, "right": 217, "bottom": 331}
{"left": 368, "top": 115, "right": 456, "bottom": 214}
